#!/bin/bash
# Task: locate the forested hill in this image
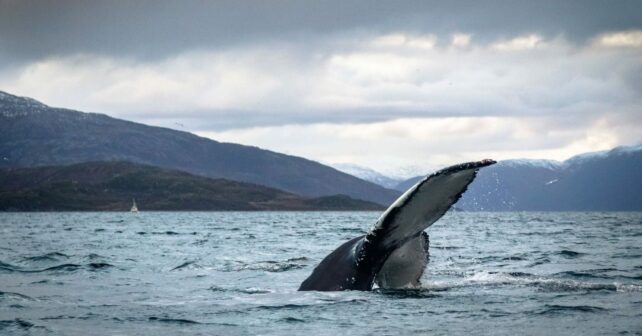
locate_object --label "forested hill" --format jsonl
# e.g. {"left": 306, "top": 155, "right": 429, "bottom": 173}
{"left": 0, "top": 161, "right": 385, "bottom": 211}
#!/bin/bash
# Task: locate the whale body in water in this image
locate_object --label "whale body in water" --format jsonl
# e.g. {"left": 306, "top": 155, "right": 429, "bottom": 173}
{"left": 299, "top": 159, "right": 496, "bottom": 291}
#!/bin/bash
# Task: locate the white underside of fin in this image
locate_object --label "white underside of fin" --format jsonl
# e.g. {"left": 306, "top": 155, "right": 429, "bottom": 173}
{"left": 375, "top": 234, "right": 428, "bottom": 289}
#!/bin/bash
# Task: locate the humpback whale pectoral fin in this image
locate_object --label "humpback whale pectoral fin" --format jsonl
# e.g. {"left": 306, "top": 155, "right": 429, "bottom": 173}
{"left": 359, "top": 159, "right": 496, "bottom": 283}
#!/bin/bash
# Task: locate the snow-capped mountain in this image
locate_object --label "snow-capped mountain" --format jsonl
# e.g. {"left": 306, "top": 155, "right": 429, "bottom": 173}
{"left": 563, "top": 143, "right": 642, "bottom": 168}
{"left": 458, "top": 144, "right": 642, "bottom": 211}
{"left": 392, "top": 144, "right": 642, "bottom": 211}
{"left": 498, "top": 158, "right": 562, "bottom": 170}
{"left": 0, "top": 91, "right": 48, "bottom": 117}
{"left": 332, "top": 163, "right": 403, "bottom": 189}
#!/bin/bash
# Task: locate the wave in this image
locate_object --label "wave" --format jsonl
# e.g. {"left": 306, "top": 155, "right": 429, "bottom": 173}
{"left": 374, "top": 288, "right": 440, "bottom": 298}
{"left": 30, "top": 279, "right": 64, "bottom": 285}
{"left": 613, "top": 253, "right": 642, "bottom": 259}
{"left": 22, "top": 252, "right": 70, "bottom": 262}
{"left": 0, "top": 260, "right": 17, "bottom": 271}
{"left": 0, "top": 291, "right": 36, "bottom": 301}
{"left": 171, "top": 261, "right": 203, "bottom": 271}
{"left": 241, "top": 261, "right": 306, "bottom": 272}
{"left": 38, "top": 264, "right": 82, "bottom": 272}
{"left": 553, "top": 270, "right": 609, "bottom": 280}
{"left": 0, "top": 318, "right": 35, "bottom": 330}
{"left": 219, "top": 257, "right": 309, "bottom": 273}
{"left": 500, "top": 255, "right": 527, "bottom": 261}
{"left": 339, "top": 228, "right": 366, "bottom": 234}
{"left": 615, "top": 284, "right": 642, "bottom": 292}
{"left": 40, "top": 315, "right": 89, "bottom": 321}
{"left": 534, "top": 304, "right": 610, "bottom": 316}
{"left": 432, "top": 246, "right": 463, "bottom": 250}
{"left": 137, "top": 231, "right": 195, "bottom": 236}
{"left": 85, "top": 253, "right": 106, "bottom": 260}
{"left": 148, "top": 317, "right": 201, "bottom": 324}
{"left": 147, "top": 316, "right": 237, "bottom": 327}
{"left": 0, "top": 262, "right": 114, "bottom": 273}
{"left": 0, "top": 263, "right": 75, "bottom": 273}
{"left": 87, "top": 262, "right": 114, "bottom": 270}
{"left": 553, "top": 268, "right": 630, "bottom": 280}
{"left": 177, "top": 260, "right": 309, "bottom": 274}
{"left": 191, "top": 239, "right": 209, "bottom": 246}
{"left": 251, "top": 299, "right": 368, "bottom": 312}
{"left": 528, "top": 256, "right": 551, "bottom": 266}
{"left": 208, "top": 285, "right": 272, "bottom": 294}
{"left": 555, "top": 249, "right": 585, "bottom": 258}
{"left": 422, "top": 271, "right": 642, "bottom": 293}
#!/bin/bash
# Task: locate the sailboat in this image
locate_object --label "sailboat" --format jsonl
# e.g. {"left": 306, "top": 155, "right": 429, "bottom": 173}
{"left": 130, "top": 199, "right": 139, "bottom": 213}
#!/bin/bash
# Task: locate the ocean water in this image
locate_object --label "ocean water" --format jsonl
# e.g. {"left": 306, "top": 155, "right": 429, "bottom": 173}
{"left": 0, "top": 211, "right": 641, "bottom": 335}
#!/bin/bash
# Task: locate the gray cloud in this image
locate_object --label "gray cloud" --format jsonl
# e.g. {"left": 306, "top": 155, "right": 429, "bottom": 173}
{"left": 1, "top": 32, "right": 640, "bottom": 131}
{"left": 1, "top": 0, "right": 641, "bottom": 64}
{"left": 1, "top": 1, "right": 641, "bottom": 171}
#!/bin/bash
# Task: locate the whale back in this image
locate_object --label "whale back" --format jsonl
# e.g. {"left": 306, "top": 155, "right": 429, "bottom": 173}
{"left": 298, "top": 235, "right": 369, "bottom": 291}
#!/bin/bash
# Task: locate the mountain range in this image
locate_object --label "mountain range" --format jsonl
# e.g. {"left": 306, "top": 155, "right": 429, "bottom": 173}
{"left": 2, "top": 90, "right": 640, "bottom": 211}
{"left": 0, "top": 91, "right": 399, "bottom": 205}
{"left": 395, "top": 145, "right": 642, "bottom": 211}
{"left": 0, "top": 161, "right": 384, "bottom": 211}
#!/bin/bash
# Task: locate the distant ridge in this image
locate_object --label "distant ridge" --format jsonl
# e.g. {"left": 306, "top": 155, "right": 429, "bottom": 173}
{"left": 0, "top": 91, "right": 400, "bottom": 205}
{"left": 395, "top": 144, "right": 642, "bottom": 211}
{"left": 0, "top": 161, "right": 385, "bottom": 211}
{"left": 332, "top": 163, "right": 404, "bottom": 189}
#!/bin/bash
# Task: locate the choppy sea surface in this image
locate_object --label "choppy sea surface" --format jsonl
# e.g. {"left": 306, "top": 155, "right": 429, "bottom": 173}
{"left": 1, "top": 212, "right": 641, "bottom": 335}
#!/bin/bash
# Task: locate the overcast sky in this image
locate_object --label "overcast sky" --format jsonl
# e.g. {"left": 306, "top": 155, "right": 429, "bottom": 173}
{"left": 1, "top": 0, "right": 641, "bottom": 176}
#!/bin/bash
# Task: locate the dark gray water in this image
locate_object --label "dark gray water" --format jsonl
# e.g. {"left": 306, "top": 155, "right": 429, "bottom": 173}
{"left": 1, "top": 212, "right": 641, "bottom": 335}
